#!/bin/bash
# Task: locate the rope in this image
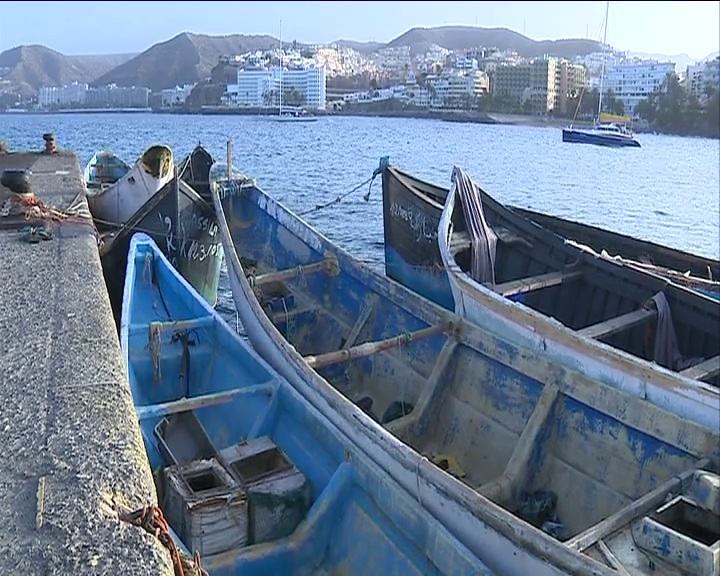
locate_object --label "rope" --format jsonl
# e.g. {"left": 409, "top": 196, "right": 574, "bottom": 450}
{"left": 297, "top": 156, "right": 389, "bottom": 216}
{"left": 117, "top": 504, "right": 208, "bottom": 576}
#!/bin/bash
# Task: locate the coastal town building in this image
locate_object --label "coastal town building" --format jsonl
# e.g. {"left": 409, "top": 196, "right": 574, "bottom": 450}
{"left": 225, "top": 65, "right": 327, "bottom": 110}
{"left": 686, "top": 56, "right": 720, "bottom": 101}
{"left": 161, "top": 84, "right": 196, "bottom": 108}
{"left": 38, "top": 82, "right": 150, "bottom": 109}
{"left": 604, "top": 59, "right": 676, "bottom": 116}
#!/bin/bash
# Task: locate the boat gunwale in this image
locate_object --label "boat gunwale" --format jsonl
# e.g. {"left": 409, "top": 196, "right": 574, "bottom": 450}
{"left": 212, "top": 179, "right": 719, "bottom": 576}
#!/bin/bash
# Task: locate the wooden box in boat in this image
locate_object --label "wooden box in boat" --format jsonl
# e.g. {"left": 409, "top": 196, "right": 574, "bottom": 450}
{"left": 212, "top": 176, "right": 720, "bottom": 576}
{"left": 121, "top": 232, "right": 491, "bottom": 575}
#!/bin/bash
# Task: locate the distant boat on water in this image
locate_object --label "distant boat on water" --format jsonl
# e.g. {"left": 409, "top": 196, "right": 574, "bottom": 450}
{"left": 562, "top": 1, "right": 641, "bottom": 148}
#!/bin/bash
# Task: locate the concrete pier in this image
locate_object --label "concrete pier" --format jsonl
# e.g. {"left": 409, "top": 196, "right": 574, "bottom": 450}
{"left": 0, "top": 140, "right": 173, "bottom": 574}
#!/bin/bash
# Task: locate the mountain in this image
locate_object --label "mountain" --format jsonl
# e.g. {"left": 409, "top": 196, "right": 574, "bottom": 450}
{"left": 332, "top": 39, "right": 385, "bottom": 54}
{"left": 0, "top": 45, "right": 134, "bottom": 96}
{"left": 386, "top": 26, "right": 602, "bottom": 58}
{"left": 93, "top": 32, "right": 280, "bottom": 91}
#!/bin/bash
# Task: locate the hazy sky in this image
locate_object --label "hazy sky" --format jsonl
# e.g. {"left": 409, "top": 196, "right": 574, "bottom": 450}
{"left": 0, "top": 1, "right": 717, "bottom": 59}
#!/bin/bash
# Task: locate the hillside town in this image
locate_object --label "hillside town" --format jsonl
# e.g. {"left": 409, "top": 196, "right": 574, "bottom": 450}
{"left": 4, "top": 39, "right": 720, "bottom": 125}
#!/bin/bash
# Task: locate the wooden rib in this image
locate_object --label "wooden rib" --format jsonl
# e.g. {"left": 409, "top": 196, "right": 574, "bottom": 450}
{"left": 479, "top": 383, "right": 559, "bottom": 502}
{"left": 135, "top": 383, "right": 275, "bottom": 420}
{"left": 385, "top": 339, "right": 458, "bottom": 437}
{"left": 578, "top": 308, "right": 656, "bottom": 341}
{"left": 493, "top": 270, "right": 582, "bottom": 298}
{"left": 252, "top": 255, "right": 337, "bottom": 286}
{"left": 679, "top": 355, "right": 720, "bottom": 382}
{"left": 566, "top": 457, "right": 711, "bottom": 552}
{"left": 596, "top": 540, "right": 633, "bottom": 576}
{"left": 128, "top": 316, "right": 215, "bottom": 336}
{"left": 343, "top": 295, "right": 378, "bottom": 350}
{"left": 304, "top": 322, "right": 454, "bottom": 370}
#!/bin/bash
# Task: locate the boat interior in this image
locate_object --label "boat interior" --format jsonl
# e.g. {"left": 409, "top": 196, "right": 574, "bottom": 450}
{"left": 219, "top": 185, "right": 720, "bottom": 576}
{"left": 444, "top": 170, "right": 720, "bottom": 388}
{"left": 84, "top": 152, "right": 131, "bottom": 189}
{"left": 122, "top": 236, "right": 488, "bottom": 576}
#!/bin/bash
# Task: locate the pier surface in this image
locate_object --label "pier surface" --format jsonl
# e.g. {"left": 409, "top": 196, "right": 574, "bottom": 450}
{"left": 0, "top": 148, "right": 173, "bottom": 574}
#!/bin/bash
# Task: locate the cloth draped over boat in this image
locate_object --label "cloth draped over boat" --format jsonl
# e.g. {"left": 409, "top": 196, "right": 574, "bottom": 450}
{"left": 650, "top": 291, "right": 699, "bottom": 372}
{"left": 451, "top": 166, "right": 497, "bottom": 285}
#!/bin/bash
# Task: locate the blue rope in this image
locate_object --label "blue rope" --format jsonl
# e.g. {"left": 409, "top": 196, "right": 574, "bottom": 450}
{"left": 299, "top": 156, "right": 391, "bottom": 216}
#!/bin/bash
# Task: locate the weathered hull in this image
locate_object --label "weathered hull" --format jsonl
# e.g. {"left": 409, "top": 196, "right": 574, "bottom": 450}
{"left": 87, "top": 144, "right": 174, "bottom": 226}
{"left": 382, "top": 166, "right": 453, "bottom": 309}
{"left": 101, "top": 178, "right": 222, "bottom": 329}
{"left": 213, "top": 179, "right": 720, "bottom": 576}
{"left": 438, "top": 169, "right": 720, "bottom": 427}
{"left": 121, "top": 233, "right": 492, "bottom": 576}
{"left": 562, "top": 128, "right": 641, "bottom": 148}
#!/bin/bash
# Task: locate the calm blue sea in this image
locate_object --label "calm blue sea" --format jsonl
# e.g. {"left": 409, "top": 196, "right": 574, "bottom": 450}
{"left": 2, "top": 112, "right": 718, "bottom": 314}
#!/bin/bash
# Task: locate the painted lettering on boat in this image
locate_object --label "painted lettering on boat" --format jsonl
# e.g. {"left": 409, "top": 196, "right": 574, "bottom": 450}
{"left": 389, "top": 200, "right": 437, "bottom": 242}
{"left": 158, "top": 211, "right": 221, "bottom": 266}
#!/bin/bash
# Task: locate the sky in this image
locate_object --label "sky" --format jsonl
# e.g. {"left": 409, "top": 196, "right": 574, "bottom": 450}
{"left": 0, "top": 1, "right": 718, "bottom": 60}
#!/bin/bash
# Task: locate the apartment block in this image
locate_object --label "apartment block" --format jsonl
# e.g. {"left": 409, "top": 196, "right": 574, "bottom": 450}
{"left": 686, "top": 57, "right": 720, "bottom": 101}
{"left": 226, "top": 66, "right": 326, "bottom": 110}
{"left": 605, "top": 59, "right": 676, "bottom": 116}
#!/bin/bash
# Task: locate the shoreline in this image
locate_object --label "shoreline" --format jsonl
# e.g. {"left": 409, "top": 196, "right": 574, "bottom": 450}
{"left": 1, "top": 106, "right": 711, "bottom": 137}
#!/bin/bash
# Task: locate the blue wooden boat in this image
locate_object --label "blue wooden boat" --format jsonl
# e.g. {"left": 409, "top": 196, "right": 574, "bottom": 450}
{"left": 212, "top": 173, "right": 720, "bottom": 576}
{"left": 120, "top": 232, "right": 491, "bottom": 576}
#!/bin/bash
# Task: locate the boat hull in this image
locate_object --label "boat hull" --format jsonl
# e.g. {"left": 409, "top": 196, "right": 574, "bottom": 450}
{"left": 87, "top": 144, "right": 174, "bottom": 225}
{"left": 213, "top": 180, "right": 720, "bottom": 576}
{"left": 562, "top": 128, "right": 641, "bottom": 147}
{"left": 382, "top": 167, "right": 454, "bottom": 309}
{"left": 101, "top": 178, "right": 223, "bottom": 329}
{"left": 121, "top": 233, "right": 493, "bottom": 576}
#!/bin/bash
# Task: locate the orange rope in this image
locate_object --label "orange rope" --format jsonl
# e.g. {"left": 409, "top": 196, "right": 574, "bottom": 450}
{"left": 118, "top": 504, "right": 208, "bottom": 576}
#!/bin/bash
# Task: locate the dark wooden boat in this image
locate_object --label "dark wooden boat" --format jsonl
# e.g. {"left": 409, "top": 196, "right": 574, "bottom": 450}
{"left": 382, "top": 164, "right": 720, "bottom": 306}
{"left": 176, "top": 142, "right": 214, "bottom": 202}
{"left": 211, "top": 174, "right": 720, "bottom": 576}
{"left": 99, "top": 144, "right": 223, "bottom": 328}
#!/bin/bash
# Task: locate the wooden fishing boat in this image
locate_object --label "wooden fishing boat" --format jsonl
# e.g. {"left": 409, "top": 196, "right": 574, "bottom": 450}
{"left": 437, "top": 165, "right": 720, "bottom": 394}
{"left": 86, "top": 144, "right": 174, "bottom": 226}
{"left": 120, "top": 232, "right": 491, "bottom": 576}
{"left": 382, "top": 164, "right": 720, "bottom": 307}
{"left": 212, "top": 174, "right": 720, "bottom": 576}
{"left": 176, "top": 143, "right": 214, "bottom": 203}
{"left": 99, "top": 145, "right": 223, "bottom": 329}
{"left": 83, "top": 150, "right": 130, "bottom": 192}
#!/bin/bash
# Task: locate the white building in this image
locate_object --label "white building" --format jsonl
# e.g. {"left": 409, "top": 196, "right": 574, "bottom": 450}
{"left": 38, "top": 82, "right": 88, "bottom": 109}
{"left": 686, "top": 57, "right": 720, "bottom": 101}
{"left": 605, "top": 59, "right": 676, "bottom": 116}
{"left": 226, "top": 66, "right": 326, "bottom": 110}
{"left": 161, "top": 84, "right": 196, "bottom": 108}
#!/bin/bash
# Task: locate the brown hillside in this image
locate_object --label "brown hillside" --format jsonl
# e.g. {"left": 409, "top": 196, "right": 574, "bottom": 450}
{"left": 93, "top": 32, "right": 280, "bottom": 90}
